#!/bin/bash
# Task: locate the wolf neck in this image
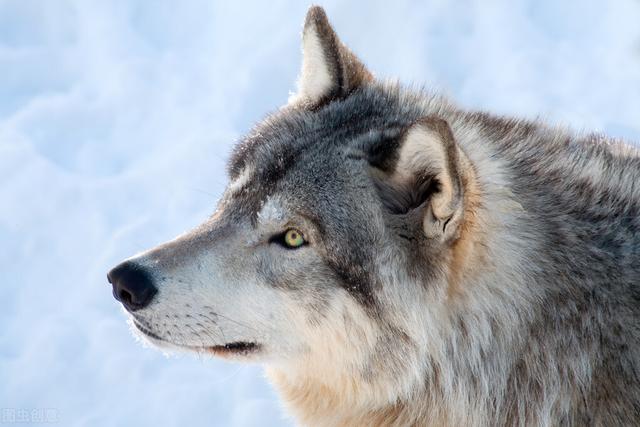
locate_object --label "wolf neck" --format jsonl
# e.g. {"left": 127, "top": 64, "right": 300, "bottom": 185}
{"left": 266, "top": 367, "right": 422, "bottom": 427}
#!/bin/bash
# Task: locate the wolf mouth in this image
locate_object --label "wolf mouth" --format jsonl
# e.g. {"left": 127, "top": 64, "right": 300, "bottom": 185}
{"left": 132, "top": 319, "right": 260, "bottom": 355}
{"left": 206, "top": 342, "right": 260, "bottom": 356}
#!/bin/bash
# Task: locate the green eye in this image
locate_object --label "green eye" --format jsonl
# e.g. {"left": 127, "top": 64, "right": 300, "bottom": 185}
{"left": 283, "top": 229, "right": 305, "bottom": 248}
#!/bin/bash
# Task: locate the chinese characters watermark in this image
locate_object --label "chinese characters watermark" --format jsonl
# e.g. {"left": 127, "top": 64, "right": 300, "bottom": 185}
{"left": 1, "top": 408, "right": 59, "bottom": 424}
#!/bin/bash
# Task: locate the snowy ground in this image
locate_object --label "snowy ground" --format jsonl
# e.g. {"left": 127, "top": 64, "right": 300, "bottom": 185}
{"left": 1, "top": 1, "right": 639, "bottom": 426}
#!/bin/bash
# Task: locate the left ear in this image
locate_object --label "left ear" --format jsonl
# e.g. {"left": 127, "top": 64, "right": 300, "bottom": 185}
{"left": 290, "top": 6, "right": 373, "bottom": 105}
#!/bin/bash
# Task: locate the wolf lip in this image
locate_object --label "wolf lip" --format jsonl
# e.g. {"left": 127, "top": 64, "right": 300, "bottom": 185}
{"left": 207, "top": 342, "right": 259, "bottom": 355}
{"left": 132, "top": 319, "right": 258, "bottom": 355}
{"left": 132, "top": 319, "right": 164, "bottom": 341}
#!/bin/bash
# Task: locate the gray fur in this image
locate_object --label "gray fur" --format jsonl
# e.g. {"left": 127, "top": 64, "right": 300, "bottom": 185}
{"left": 111, "top": 6, "right": 640, "bottom": 426}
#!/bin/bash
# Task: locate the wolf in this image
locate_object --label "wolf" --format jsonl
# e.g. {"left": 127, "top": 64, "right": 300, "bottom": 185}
{"left": 108, "top": 6, "right": 640, "bottom": 426}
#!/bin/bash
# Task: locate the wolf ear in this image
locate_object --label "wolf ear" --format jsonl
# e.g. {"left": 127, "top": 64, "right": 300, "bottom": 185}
{"left": 290, "top": 6, "right": 373, "bottom": 105}
{"left": 375, "top": 118, "right": 469, "bottom": 242}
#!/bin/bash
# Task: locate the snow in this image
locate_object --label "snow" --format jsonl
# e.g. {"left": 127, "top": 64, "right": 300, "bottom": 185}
{"left": 1, "top": 1, "right": 639, "bottom": 426}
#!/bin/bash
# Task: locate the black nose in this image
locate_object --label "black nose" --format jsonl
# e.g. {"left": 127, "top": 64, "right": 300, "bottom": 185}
{"left": 107, "top": 261, "right": 157, "bottom": 311}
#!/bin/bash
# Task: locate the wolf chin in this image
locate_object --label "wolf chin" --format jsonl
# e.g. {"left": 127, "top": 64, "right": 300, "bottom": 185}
{"left": 108, "top": 6, "right": 640, "bottom": 426}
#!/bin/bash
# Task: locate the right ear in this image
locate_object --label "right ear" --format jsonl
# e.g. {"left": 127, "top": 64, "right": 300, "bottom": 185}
{"left": 373, "top": 118, "right": 471, "bottom": 243}
{"left": 290, "top": 6, "right": 373, "bottom": 105}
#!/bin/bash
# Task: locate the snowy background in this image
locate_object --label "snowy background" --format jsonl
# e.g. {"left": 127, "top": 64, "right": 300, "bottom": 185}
{"left": 1, "top": 0, "right": 639, "bottom": 426}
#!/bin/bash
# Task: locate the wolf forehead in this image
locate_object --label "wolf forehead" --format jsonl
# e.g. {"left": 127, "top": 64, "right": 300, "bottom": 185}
{"left": 226, "top": 85, "right": 430, "bottom": 188}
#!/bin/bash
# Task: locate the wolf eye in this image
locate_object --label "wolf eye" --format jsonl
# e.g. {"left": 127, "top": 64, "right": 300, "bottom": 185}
{"left": 284, "top": 229, "right": 305, "bottom": 248}
{"left": 270, "top": 228, "right": 306, "bottom": 249}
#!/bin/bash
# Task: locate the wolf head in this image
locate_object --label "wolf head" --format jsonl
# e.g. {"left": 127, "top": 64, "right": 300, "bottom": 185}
{"left": 109, "top": 5, "right": 478, "bottom": 410}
